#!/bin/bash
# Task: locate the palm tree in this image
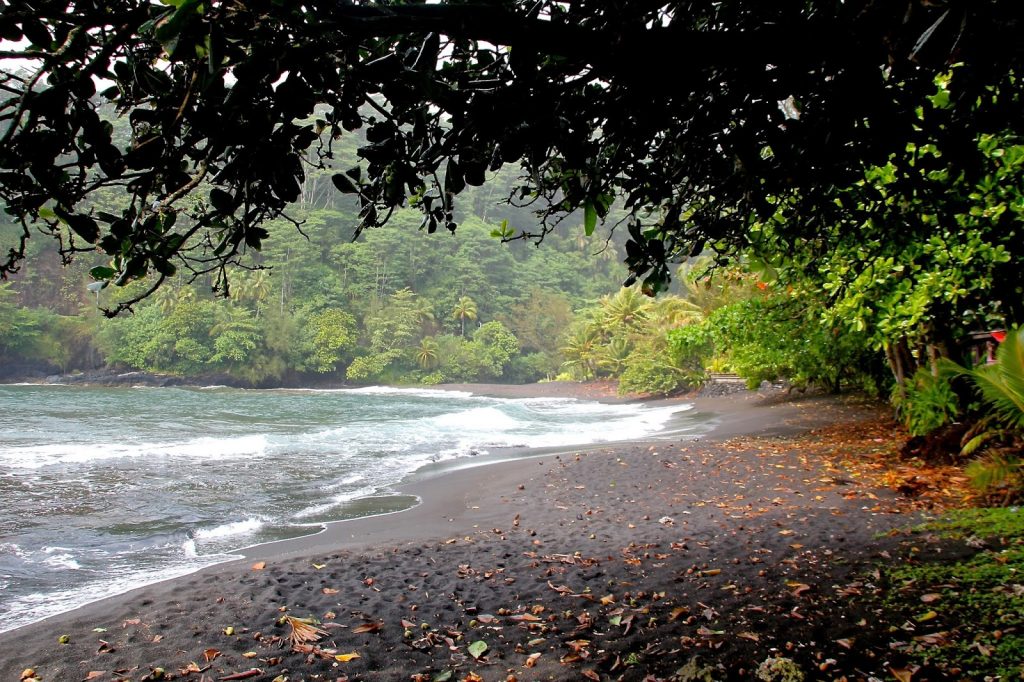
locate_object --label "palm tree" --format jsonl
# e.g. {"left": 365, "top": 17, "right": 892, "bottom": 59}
{"left": 647, "top": 296, "right": 704, "bottom": 332}
{"left": 602, "top": 286, "right": 650, "bottom": 331}
{"left": 452, "top": 296, "right": 477, "bottom": 337}
{"left": 560, "top": 324, "right": 601, "bottom": 380}
{"left": 152, "top": 285, "right": 179, "bottom": 315}
{"left": 415, "top": 337, "right": 440, "bottom": 370}
{"left": 595, "top": 336, "right": 632, "bottom": 376}
{"left": 412, "top": 296, "right": 436, "bottom": 335}
{"left": 235, "top": 270, "right": 272, "bottom": 317}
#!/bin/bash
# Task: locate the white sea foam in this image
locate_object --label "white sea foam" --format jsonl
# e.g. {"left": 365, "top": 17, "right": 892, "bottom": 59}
{"left": 0, "top": 558, "right": 231, "bottom": 634}
{"left": 337, "top": 386, "right": 475, "bottom": 399}
{"left": 324, "top": 473, "right": 365, "bottom": 490}
{"left": 193, "top": 517, "right": 266, "bottom": 541}
{"left": 0, "top": 542, "right": 26, "bottom": 558}
{"left": 430, "top": 406, "right": 523, "bottom": 431}
{"left": 293, "top": 485, "right": 380, "bottom": 519}
{"left": 42, "top": 553, "right": 81, "bottom": 570}
{"left": 0, "top": 434, "right": 271, "bottom": 469}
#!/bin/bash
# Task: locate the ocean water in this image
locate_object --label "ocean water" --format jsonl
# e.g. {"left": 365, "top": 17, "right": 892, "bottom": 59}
{"left": 0, "top": 383, "right": 699, "bottom": 632}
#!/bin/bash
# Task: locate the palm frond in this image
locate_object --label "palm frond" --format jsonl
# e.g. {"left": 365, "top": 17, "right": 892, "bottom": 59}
{"left": 969, "top": 327, "right": 1024, "bottom": 430}
{"left": 285, "top": 615, "right": 326, "bottom": 647}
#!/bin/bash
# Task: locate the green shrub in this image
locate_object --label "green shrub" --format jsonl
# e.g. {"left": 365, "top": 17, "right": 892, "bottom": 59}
{"left": 892, "top": 367, "right": 959, "bottom": 436}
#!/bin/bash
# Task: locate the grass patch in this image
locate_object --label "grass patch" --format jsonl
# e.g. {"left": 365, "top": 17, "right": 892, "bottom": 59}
{"left": 879, "top": 508, "right": 1023, "bottom": 679}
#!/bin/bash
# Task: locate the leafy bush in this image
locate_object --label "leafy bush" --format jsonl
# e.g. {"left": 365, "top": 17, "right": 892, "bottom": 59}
{"left": 891, "top": 367, "right": 960, "bottom": 437}
{"left": 617, "top": 351, "right": 681, "bottom": 396}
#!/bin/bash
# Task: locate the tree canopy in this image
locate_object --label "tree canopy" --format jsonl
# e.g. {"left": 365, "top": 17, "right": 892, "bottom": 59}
{"left": 2, "top": 1, "right": 1021, "bottom": 313}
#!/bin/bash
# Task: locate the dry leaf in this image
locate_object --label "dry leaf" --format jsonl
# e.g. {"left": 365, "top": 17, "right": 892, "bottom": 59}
{"left": 219, "top": 670, "right": 263, "bottom": 681}
{"left": 322, "top": 588, "right": 339, "bottom": 595}
{"left": 510, "top": 613, "right": 541, "bottom": 622}
{"left": 835, "top": 638, "right": 854, "bottom": 650}
{"left": 581, "top": 671, "right": 600, "bottom": 681}
{"left": 920, "top": 593, "right": 942, "bottom": 603}
{"left": 241, "top": 652, "right": 258, "bottom": 659}
{"left": 251, "top": 561, "right": 266, "bottom": 570}
{"left": 352, "top": 621, "right": 384, "bottom": 634}
{"left": 84, "top": 672, "right": 105, "bottom": 681}
{"left": 203, "top": 648, "right": 221, "bottom": 663}
{"left": 889, "top": 667, "right": 913, "bottom": 682}
{"left": 787, "top": 582, "right": 812, "bottom": 596}
{"left": 737, "top": 631, "right": 759, "bottom": 642}
{"left": 334, "top": 652, "right": 361, "bottom": 663}
{"left": 284, "top": 616, "right": 326, "bottom": 646}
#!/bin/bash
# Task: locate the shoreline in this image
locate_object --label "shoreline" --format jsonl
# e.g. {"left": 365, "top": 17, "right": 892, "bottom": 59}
{"left": 0, "top": 384, "right": 708, "bottom": 635}
{"left": 0, "top": 386, "right": 903, "bottom": 681}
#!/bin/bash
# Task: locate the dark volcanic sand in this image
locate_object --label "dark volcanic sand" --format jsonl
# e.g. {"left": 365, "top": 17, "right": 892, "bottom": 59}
{"left": 1, "top": 390, "right": 959, "bottom": 681}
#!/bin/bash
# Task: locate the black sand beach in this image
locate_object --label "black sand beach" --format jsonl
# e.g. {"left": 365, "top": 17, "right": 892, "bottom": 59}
{"left": 1, "top": 387, "right": 969, "bottom": 681}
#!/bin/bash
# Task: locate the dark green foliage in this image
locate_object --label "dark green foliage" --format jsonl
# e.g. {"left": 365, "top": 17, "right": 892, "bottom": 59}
{"left": 2, "top": 1, "right": 1021, "bottom": 310}
{"left": 667, "top": 291, "right": 881, "bottom": 394}
{"left": 891, "top": 367, "right": 960, "bottom": 437}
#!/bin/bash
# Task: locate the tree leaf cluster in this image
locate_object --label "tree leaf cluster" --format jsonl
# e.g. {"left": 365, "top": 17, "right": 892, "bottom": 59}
{"left": 2, "top": 1, "right": 1021, "bottom": 309}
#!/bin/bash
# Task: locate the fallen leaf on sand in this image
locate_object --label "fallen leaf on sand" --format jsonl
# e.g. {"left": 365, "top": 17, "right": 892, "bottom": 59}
{"left": 312, "top": 563, "right": 326, "bottom": 569}
{"left": 335, "top": 652, "right": 361, "bottom": 662}
{"left": 219, "top": 670, "right": 262, "bottom": 681}
{"left": 284, "top": 616, "right": 327, "bottom": 646}
{"left": 510, "top": 613, "right": 541, "bottom": 622}
{"left": 920, "top": 593, "right": 942, "bottom": 603}
{"left": 581, "top": 671, "right": 600, "bottom": 681}
{"left": 788, "top": 582, "right": 812, "bottom": 596}
{"left": 463, "top": 673, "right": 483, "bottom": 682}
{"left": 737, "top": 631, "right": 759, "bottom": 642}
{"left": 322, "top": 587, "right": 339, "bottom": 595}
{"left": 835, "top": 638, "right": 854, "bottom": 650}
{"left": 203, "top": 648, "right": 220, "bottom": 663}
{"left": 467, "top": 640, "right": 488, "bottom": 659}
{"left": 251, "top": 561, "right": 266, "bottom": 570}
{"left": 353, "top": 621, "right": 384, "bottom": 634}
{"left": 84, "top": 672, "right": 105, "bottom": 681}
{"left": 889, "top": 667, "right": 914, "bottom": 682}
{"left": 241, "top": 652, "right": 258, "bottom": 659}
